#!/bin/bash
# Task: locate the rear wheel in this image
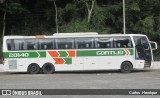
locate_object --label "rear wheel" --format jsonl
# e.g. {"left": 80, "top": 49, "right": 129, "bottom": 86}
{"left": 42, "top": 63, "right": 55, "bottom": 74}
{"left": 27, "top": 63, "right": 40, "bottom": 74}
{"left": 121, "top": 62, "right": 133, "bottom": 73}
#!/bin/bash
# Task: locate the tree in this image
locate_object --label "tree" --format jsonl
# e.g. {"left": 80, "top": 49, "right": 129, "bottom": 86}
{"left": 53, "top": 0, "right": 58, "bottom": 33}
{"left": 86, "top": 0, "right": 95, "bottom": 23}
{"left": 0, "top": 0, "right": 25, "bottom": 38}
{"left": 74, "top": 0, "right": 96, "bottom": 23}
{"left": 49, "top": 0, "right": 59, "bottom": 33}
{"left": 0, "top": 0, "right": 7, "bottom": 38}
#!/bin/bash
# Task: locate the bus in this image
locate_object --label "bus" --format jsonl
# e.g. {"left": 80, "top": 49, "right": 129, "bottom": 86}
{"left": 2, "top": 32, "right": 157, "bottom": 74}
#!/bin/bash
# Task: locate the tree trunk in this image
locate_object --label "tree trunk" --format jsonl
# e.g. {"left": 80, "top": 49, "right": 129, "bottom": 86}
{"left": 54, "top": 0, "right": 58, "bottom": 33}
{"left": 87, "top": 0, "right": 95, "bottom": 23}
{"left": 2, "top": 10, "right": 6, "bottom": 38}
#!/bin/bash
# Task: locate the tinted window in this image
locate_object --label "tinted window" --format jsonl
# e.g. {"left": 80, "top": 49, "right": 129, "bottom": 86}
{"left": 23, "top": 39, "right": 37, "bottom": 50}
{"left": 75, "top": 38, "right": 94, "bottom": 49}
{"left": 14, "top": 39, "right": 24, "bottom": 50}
{"left": 113, "top": 36, "right": 133, "bottom": 48}
{"left": 39, "top": 39, "right": 53, "bottom": 50}
{"left": 7, "top": 39, "right": 12, "bottom": 50}
{"left": 95, "top": 37, "right": 113, "bottom": 48}
{"left": 6, "top": 39, "right": 24, "bottom": 51}
{"left": 55, "top": 38, "right": 74, "bottom": 49}
{"left": 133, "top": 36, "right": 148, "bottom": 46}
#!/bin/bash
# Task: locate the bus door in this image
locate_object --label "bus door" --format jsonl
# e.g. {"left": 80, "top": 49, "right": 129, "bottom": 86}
{"left": 133, "top": 36, "right": 152, "bottom": 66}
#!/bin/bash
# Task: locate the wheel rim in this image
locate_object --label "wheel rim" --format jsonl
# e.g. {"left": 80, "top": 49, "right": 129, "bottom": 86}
{"left": 30, "top": 65, "right": 37, "bottom": 72}
{"left": 45, "top": 65, "right": 52, "bottom": 71}
{"left": 123, "top": 65, "right": 129, "bottom": 71}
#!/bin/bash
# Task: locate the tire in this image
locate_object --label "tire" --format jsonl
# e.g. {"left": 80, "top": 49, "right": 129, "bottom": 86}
{"left": 42, "top": 63, "right": 55, "bottom": 74}
{"left": 27, "top": 63, "right": 40, "bottom": 74}
{"left": 120, "top": 62, "right": 133, "bottom": 73}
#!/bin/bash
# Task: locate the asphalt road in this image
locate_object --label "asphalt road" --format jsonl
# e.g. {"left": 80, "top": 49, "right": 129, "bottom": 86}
{"left": 0, "top": 70, "right": 160, "bottom": 98}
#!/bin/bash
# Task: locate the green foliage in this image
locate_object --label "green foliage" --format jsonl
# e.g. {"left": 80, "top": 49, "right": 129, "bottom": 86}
{"left": 133, "top": 16, "right": 155, "bottom": 35}
{"left": 0, "top": 0, "right": 26, "bottom": 13}
{"left": 0, "top": 0, "right": 160, "bottom": 41}
{"left": 142, "top": 16, "right": 155, "bottom": 31}
{"left": 59, "top": 20, "right": 90, "bottom": 33}
{"left": 129, "top": 2, "right": 140, "bottom": 12}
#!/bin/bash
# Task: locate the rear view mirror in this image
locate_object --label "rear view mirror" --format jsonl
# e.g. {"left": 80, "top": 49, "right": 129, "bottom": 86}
{"left": 150, "top": 41, "right": 157, "bottom": 50}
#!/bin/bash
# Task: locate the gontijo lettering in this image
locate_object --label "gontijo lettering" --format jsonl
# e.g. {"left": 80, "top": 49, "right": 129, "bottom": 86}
{"left": 97, "top": 50, "right": 124, "bottom": 55}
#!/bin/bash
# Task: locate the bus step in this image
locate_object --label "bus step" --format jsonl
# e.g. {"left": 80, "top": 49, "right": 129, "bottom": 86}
{"left": 144, "top": 61, "right": 149, "bottom": 67}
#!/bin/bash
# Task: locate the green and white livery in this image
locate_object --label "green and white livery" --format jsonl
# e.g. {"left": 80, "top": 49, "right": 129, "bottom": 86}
{"left": 2, "top": 32, "right": 157, "bottom": 74}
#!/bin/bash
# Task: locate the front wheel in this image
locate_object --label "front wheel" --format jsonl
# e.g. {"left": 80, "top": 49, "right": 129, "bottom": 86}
{"left": 120, "top": 62, "right": 133, "bottom": 73}
{"left": 27, "top": 63, "right": 40, "bottom": 74}
{"left": 42, "top": 63, "right": 55, "bottom": 74}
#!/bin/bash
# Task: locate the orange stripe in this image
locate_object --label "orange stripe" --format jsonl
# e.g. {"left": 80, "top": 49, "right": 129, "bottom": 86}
{"left": 35, "top": 35, "right": 45, "bottom": 38}
{"left": 125, "top": 49, "right": 129, "bottom": 56}
{"left": 67, "top": 50, "right": 75, "bottom": 57}
{"left": 48, "top": 51, "right": 59, "bottom": 57}
{"left": 53, "top": 58, "right": 65, "bottom": 64}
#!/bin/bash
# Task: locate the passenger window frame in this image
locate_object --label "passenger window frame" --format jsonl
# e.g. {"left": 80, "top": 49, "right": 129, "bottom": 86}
{"left": 75, "top": 38, "right": 94, "bottom": 49}
{"left": 55, "top": 38, "right": 74, "bottom": 49}
{"left": 38, "top": 39, "right": 54, "bottom": 50}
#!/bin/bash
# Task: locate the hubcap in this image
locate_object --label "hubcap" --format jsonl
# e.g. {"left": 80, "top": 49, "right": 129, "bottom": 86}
{"left": 45, "top": 65, "right": 51, "bottom": 71}
{"left": 31, "top": 65, "right": 37, "bottom": 72}
{"left": 124, "top": 65, "right": 129, "bottom": 70}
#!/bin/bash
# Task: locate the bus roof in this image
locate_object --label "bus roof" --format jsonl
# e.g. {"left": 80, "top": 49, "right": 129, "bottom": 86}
{"left": 53, "top": 32, "right": 98, "bottom": 36}
{"left": 4, "top": 33, "right": 147, "bottom": 39}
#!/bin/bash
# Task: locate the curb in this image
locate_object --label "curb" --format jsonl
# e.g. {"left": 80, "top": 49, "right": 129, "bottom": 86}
{"left": 150, "top": 62, "right": 160, "bottom": 69}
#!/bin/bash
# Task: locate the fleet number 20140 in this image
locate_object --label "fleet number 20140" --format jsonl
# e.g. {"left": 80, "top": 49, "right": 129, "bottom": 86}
{"left": 9, "top": 53, "right": 29, "bottom": 58}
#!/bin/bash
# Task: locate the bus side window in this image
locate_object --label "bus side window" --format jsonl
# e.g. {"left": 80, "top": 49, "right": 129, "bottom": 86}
{"left": 85, "top": 43, "right": 89, "bottom": 48}
{"left": 77, "top": 43, "right": 85, "bottom": 49}
{"left": 28, "top": 44, "right": 36, "bottom": 50}
{"left": 42, "top": 44, "right": 47, "bottom": 49}
{"left": 39, "top": 39, "right": 53, "bottom": 50}
{"left": 24, "top": 39, "right": 37, "bottom": 50}
{"left": 95, "top": 37, "right": 112, "bottom": 48}
{"left": 107, "top": 43, "right": 110, "bottom": 47}
{"left": 76, "top": 38, "right": 94, "bottom": 49}
{"left": 117, "top": 43, "right": 121, "bottom": 48}
{"left": 59, "top": 44, "right": 65, "bottom": 49}
{"left": 6, "top": 39, "right": 12, "bottom": 50}
{"left": 55, "top": 38, "right": 74, "bottom": 49}
{"left": 7, "top": 39, "right": 24, "bottom": 51}
{"left": 65, "top": 44, "right": 68, "bottom": 49}
{"left": 128, "top": 43, "right": 131, "bottom": 48}
{"left": 114, "top": 37, "right": 133, "bottom": 48}
{"left": 97, "top": 44, "right": 100, "bottom": 48}
{"left": 14, "top": 39, "right": 24, "bottom": 50}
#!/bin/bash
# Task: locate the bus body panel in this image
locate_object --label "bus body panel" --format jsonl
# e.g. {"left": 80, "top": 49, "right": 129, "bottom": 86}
{"left": 3, "top": 48, "right": 143, "bottom": 72}
{"left": 2, "top": 33, "right": 156, "bottom": 73}
{"left": 3, "top": 55, "right": 144, "bottom": 72}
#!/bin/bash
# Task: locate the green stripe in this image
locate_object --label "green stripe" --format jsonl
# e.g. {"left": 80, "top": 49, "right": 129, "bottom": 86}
{"left": 59, "top": 51, "right": 68, "bottom": 57}
{"left": 3, "top": 49, "right": 134, "bottom": 59}
{"left": 3, "top": 51, "right": 46, "bottom": 58}
{"left": 77, "top": 49, "right": 134, "bottom": 57}
{"left": 64, "top": 58, "right": 72, "bottom": 64}
{"left": 128, "top": 49, "right": 134, "bottom": 56}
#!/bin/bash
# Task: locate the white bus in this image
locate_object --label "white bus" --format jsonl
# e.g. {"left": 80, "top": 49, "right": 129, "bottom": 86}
{"left": 2, "top": 32, "right": 157, "bottom": 74}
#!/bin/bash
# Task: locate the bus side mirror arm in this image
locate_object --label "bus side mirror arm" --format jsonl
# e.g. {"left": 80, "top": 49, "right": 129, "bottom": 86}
{"left": 149, "top": 41, "right": 157, "bottom": 50}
